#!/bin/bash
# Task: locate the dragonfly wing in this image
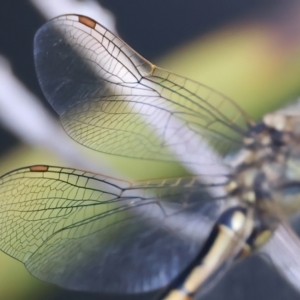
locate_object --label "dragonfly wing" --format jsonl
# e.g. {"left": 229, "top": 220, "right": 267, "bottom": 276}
{"left": 0, "top": 166, "right": 227, "bottom": 294}
{"left": 34, "top": 14, "right": 251, "bottom": 173}
{"left": 258, "top": 222, "right": 300, "bottom": 294}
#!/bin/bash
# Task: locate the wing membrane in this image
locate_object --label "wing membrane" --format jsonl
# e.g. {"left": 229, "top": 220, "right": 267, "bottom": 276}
{"left": 0, "top": 166, "right": 226, "bottom": 293}
{"left": 34, "top": 14, "right": 252, "bottom": 171}
{"left": 259, "top": 223, "right": 300, "bottom": 294}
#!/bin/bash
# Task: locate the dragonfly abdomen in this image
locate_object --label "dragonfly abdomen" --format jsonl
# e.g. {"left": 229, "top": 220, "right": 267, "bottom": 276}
{"left": 161, "top": 206, "right": 255, "bottom": 300}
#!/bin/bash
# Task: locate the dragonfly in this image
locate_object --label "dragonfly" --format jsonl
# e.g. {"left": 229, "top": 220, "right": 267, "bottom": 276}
{"left": 1, "top": 14, "right": 300, "bottom": 300}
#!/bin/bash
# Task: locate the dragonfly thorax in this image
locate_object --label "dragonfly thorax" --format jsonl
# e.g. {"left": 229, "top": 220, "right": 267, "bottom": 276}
{"left": 262, "top": 113, "right": 300, "bottom": 217}
{"left": 226, "top": 118, "right": 293, "bottom": 233}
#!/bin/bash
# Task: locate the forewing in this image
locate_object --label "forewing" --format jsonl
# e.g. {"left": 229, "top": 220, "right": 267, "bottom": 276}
{"left": 0, "top": 166, "right": 226, "bottom": 294}
{"left": 34, "top": 14, "right": 252, "bottom": 172}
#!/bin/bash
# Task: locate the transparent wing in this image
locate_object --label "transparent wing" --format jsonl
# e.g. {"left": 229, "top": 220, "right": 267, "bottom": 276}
{"left": 0, "top": 165, "right": 227, "bottom": 294}
{"left": 259, "top": 222, "right": 300, "bottom": 294}
{"left": 34, "top": 14, "right": 252, "bottom": 171}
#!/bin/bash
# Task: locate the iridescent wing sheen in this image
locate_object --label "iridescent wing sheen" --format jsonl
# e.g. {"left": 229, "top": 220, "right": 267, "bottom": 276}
{"left": 0, "top": 165, "right": 227, "bottom": 294}
{"left": 34, "top": 14, "right": 252, "bottom": 171}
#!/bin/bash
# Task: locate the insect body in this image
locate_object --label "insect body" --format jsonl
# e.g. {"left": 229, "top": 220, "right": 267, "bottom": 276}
{"left": 1, "top": 14, "right": 300, "bottom": 299}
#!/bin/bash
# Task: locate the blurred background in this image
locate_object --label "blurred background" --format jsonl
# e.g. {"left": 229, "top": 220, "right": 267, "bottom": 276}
{"left": 1, "top": 0, "right": 300, "bottom": 299}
